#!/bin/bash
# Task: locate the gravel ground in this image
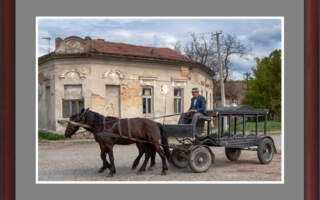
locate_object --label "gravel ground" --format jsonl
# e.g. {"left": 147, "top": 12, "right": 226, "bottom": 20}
{"left": 38, "top": 135, "right": 282, "bottom": 182}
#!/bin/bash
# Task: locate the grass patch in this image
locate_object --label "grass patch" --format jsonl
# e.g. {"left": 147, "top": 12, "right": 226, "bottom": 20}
{"left": 39, "top": 131, "right": 66, "bottom": 141}
{"left": 231, "top": 120, "right": 281, "bottom": 132}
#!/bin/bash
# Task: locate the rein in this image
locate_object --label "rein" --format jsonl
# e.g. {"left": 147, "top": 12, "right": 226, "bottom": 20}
{"left": 59, "top": 119, "right": 168, "bottom": 147}
{"left": 60, "top": 111, "right": 188, "bottom": 147}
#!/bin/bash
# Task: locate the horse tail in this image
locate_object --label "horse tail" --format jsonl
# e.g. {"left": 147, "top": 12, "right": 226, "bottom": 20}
{"left": 157, "top": 123, "right": 171, "bottom": 161}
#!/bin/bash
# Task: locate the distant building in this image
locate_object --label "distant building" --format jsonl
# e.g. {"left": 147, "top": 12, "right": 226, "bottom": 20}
{"left": 212, "top": 80, "right": 246, "bottom": 108}
{"left": 38, "top": 36, "right": 215, "bottom": 133}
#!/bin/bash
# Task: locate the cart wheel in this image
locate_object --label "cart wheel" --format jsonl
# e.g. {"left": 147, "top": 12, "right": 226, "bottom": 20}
{"left": 257, "top": 138, "right": 275, "bottom": 164}
{"left": 188, "top": 146, "right": 212, "bottom": 173}
{"left": 171, "top": 149, "right": 189, "bottom": 168}
{"left": 225, "top": 148, "right": 241, "bottom": 161}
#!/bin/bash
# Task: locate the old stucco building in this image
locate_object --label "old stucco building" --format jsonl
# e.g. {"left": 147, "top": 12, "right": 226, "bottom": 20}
{"left": 38, "top": 36, "right": 214, "bottom": 133}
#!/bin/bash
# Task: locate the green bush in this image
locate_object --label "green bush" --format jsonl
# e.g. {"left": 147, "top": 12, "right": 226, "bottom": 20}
{"left": 39, "top": 131, "right": 66, "bottom": 141}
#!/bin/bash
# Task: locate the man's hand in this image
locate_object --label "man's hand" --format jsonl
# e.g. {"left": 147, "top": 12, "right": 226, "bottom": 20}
{"left": 189, "top": 109, "right": 196, "bottom": 113}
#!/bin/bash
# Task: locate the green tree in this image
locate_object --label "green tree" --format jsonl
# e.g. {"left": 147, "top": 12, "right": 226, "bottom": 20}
{"left": 243, "top": 50, "right": 281, "bottom": 120}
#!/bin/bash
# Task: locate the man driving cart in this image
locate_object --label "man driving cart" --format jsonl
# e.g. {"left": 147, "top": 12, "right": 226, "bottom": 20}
{"left": 178, "top": 88, "right": 207, "bottom": 135}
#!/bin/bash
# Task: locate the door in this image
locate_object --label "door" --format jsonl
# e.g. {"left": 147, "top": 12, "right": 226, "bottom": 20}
{"left": 45, "top": 86, "right": 51, "bottom": 128}
{"left": 105, "top": 85, "right": 121, "bottom": 117}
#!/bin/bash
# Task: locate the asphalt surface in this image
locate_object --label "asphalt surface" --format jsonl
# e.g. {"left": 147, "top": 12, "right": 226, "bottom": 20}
{"left": 38, "top": 135, "right": 282, "bottom": 182}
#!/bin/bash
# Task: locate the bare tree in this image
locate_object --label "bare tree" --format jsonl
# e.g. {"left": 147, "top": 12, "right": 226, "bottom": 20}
{"left": 225, "top": 81, "right": 244, "bottom": 101}
{"left": 173, "top": 41, "right": 183, "bottom": 54}
{"left": 218, "top": 34, "right": 249, "bottom": 82}
{"left": 184, "top": 33, "right": 218, "bottom": 73}
{"left": 176, "top": 32, "right": 250, "bottom": 82}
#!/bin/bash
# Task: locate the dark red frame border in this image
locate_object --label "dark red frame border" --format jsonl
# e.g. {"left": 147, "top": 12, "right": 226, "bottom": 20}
{"left": 0, "top": 0, "right": 318, "bottom": 199}
{"left": 1, "top": 0, "right": 15, "bottom": 199}
{"left": 305, "top": 0, "right": 319, "bottom": 199}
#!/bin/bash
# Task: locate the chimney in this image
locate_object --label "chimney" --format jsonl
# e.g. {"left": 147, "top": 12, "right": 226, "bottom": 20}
{"left": 55, "top": 37, "right": 62, "bottom": 50}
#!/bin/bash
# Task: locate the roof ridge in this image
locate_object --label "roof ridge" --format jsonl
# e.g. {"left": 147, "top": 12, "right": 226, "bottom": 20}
{"left": 94, "top": 39, "right": 168, "bottom": 50}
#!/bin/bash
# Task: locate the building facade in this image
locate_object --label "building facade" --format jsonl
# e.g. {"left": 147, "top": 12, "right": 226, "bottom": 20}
{"left": 38, "top": 36, "right": 215, "bottom": 133}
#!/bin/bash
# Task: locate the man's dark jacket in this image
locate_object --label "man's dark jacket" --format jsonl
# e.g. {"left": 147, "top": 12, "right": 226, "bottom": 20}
{"left": 189, "top": 95, "right": 206, "bottom": 114}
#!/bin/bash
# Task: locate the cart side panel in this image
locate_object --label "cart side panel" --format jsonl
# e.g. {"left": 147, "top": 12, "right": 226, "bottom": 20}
{"left": 163, "top": 124, "right": 194, "bottom": 137}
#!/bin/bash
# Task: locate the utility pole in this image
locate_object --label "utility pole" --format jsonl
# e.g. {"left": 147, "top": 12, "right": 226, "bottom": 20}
{"left": 244, "top": 72, "right": 251, "bottom": 89}
{"left": 214, "top": 31, "right": 227, "bottom": 130}
{"left": 41, "top": 37, "right": 51, "bottom": 54}
{"left": 214, "top": 31, "right": 225, "bottom": 108}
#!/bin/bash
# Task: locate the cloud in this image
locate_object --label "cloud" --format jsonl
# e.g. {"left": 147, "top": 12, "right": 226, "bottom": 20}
{"left": 230, "top": 54, "right": 256, "bottom": 70}
{"left": 114, "top": 30, "right": 132, "bottom": 38}
{"left": 37, "top": 18, "right": 282, "bottom": 78}
{"left": 230, "top": 70, "right": 246, "bottom": 80}
{"left": 245, "top": 24, "right": 281, "bottom": 47}
{"left": 88, "top": 30, "right": 178, "bottom": 48}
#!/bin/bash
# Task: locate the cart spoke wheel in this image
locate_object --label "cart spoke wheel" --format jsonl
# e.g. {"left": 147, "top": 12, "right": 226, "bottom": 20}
{"left": 171, "top": 149, "right": 189, "bottom": 168}
{"left": 188, "top": 146, "right": 212, "bottom": 173}
{"left": 257, "top": 138, "right": 275, "bottom": 164}
{"left": 225, "top": 148, "right": 241, "bottom": 161}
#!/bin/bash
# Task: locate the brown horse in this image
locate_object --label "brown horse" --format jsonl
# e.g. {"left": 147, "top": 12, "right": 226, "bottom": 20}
{"left": 101, "top": 116, "right": 158, "bottom": 171}
{"left": 64, "top": 108, "right": 171, "bottom": 176}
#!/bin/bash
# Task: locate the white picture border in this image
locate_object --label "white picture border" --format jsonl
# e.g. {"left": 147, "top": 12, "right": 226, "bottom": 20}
{"left": 35, "top": 16, "right": 285, "bottom": 184}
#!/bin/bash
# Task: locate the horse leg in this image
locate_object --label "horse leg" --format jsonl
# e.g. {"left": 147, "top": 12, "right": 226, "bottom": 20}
{"left": 131, "top": 143, "right": 144, "bottom": 170}
{"left": 105, "top": 145, "right": 116, "bottom": 177}
{"left": 137, "top": 144, "right": 151, "bottom": 174}
{"left": 98, "top": 144, "right": 110, "bottom": 173}
{"left": 148, "top": 147, "right": 156, "bottom": 171}
{"left": 153, "top": 144, "right": 168, "bottom": 175}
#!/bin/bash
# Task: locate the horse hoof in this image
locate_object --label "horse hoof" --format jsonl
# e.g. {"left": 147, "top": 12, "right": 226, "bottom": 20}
{"left": 131, "top": 166, "right": 137, "bottom": 170}
{"left": 136, "top": 171, "right": 143, "bottom": 175}
{"left": 161, "top": 171, "right": 167, "bottom": 176}
{"left": 107, "top": 173, "right": 114, "bottom": 177}
{"left": 98, "top": 168, "right": 105, "bottom": 173}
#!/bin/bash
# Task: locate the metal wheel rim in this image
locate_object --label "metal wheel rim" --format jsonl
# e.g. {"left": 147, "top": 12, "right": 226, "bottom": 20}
{"left": 172, "top": 150, "right": 188, "bottom": 168}
{"left": 262, "top": 143, "right": 272, "bottom": 161}
{"left": 189, "top": 147, "right": 212, "bottom": 173}
{"left": 194, "top": 152, "right": 209, "bottom": 169}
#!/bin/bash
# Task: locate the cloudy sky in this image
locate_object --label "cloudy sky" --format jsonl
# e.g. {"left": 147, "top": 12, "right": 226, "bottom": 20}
{"left": 37, "top": 17, "right": 282, "bottom": 80}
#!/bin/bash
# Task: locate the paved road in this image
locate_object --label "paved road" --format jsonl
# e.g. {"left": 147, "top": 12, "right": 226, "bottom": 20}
{"left": 38, "top": 135, "right": 282, "bottom": 182}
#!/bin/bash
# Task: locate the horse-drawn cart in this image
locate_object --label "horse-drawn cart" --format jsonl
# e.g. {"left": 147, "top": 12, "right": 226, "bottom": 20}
{"left": 60, "top": 105, "right": 277, "bottom": 176}
{"left": 164, "top": 106, "right": 277, "bottom": 173}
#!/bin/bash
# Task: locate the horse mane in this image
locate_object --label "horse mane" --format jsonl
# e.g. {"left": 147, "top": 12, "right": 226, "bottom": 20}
{"left": 86, "top": 110, "right": 118, "bottom": 128}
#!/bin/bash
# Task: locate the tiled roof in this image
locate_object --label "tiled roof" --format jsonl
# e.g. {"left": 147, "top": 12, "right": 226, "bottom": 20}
{"left": 92, "top": 40, "right": 194, "bottom": 63}
{"left": 38, "top": 37, "right": 214, "bottom": 76}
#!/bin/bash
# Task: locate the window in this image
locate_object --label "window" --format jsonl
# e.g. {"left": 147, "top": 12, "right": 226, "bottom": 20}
{"left": 210, "top": 93, "right": 212, "bottom": 109}
{"left": 174, "top": 88, "right": 183, "bottom": 114}
{"left": 62, "top": 85, "right": 84, "bottom": 118}
{"left": 206, "top": 91, "right": 208, "bottom": 109}
{"left": 142, "top": 87, "right": 152, "bottom": 114}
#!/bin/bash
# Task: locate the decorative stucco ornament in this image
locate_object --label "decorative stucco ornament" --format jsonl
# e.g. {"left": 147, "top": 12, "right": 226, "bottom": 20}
{"left": 59, "top": 69, "right": 86, "bottom": 80}
{"left": 102, "top": 70, "right": 123, "bottom": 80}
{"left": 160, "top": 84, "right": 168, "bottom": 95}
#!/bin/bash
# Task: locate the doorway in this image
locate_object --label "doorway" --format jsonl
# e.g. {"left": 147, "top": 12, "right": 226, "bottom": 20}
{"left": 105, "top": 85, "right": 121, "bottom": 117}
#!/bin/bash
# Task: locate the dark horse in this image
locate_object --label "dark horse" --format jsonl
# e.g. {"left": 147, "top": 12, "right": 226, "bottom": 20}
{"left": 64, "top": 108, "right": 171, "bottom": 176}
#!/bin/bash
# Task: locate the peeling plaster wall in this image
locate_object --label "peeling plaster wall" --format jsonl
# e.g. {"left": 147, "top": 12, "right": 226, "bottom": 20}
{"left": 39, "top": 57, "right": 214, "bottom": 133}
{"left": 38, "top": 61, "right": 56, "bottom": 131}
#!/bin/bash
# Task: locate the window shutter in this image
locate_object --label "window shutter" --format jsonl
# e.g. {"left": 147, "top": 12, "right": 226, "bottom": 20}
{"left": 79, "top": 99, "right": 84, "bottom": 111}
{"left": 62, "top": 100, "right": 70, "bottom": 118}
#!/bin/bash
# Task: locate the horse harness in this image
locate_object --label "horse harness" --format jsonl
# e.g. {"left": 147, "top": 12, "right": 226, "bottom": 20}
{"left": 63, "top": 116, "right": 166, "bottom": 146}
{"left": 104, "top": 117, "right": 132, "bottom": 139}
